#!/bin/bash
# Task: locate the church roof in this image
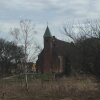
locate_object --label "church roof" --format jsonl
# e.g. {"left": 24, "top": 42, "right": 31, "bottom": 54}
{"left": 52, "top": 38, "right": 74, "bottom": 56}
{"left": 44, "top": 26, "right": 52, "bottom": 37}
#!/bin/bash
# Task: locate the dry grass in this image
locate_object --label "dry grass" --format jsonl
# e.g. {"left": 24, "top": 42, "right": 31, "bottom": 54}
{"left": 0, "top": 75, "right": 100, "bottom": 100}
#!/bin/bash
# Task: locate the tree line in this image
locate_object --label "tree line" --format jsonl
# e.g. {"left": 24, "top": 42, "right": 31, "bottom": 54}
{"left": 0, "top": 38, "right": 25, "bottom": 77}
{"left": 63, "top": 19, "right": 100, "bottom": 77}
{"left": 1, "top": 19, "right": 100, "bottom": 78}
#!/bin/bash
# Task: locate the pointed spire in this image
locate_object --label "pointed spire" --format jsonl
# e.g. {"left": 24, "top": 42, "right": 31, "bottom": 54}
{"left": 44, "top": 26, "right": 52, "bottom": 38}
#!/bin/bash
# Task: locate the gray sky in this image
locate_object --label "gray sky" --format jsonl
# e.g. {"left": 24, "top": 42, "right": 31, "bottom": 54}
{"left": 0, "top": 0, "right": 100, "bottom": 41}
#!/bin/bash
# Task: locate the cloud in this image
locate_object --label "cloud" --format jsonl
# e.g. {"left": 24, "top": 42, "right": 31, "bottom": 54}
{"left": 0, "top": 0, "right": 100, "bottom": 40}
{"left": 0, "top": 0, "right": 100, "bottom": 20}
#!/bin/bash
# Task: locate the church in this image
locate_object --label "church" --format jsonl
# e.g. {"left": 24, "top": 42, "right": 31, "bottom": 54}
{"left": 36, "top": 26, "right": 75, "bottom": 74}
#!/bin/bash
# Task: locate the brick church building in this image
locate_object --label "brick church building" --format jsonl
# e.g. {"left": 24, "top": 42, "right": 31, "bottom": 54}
{"left": 36, "top": 26, "right": 75, "bottom": 74}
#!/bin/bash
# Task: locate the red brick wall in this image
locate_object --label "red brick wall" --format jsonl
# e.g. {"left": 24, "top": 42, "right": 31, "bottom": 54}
{"left": 43, "top": 37, "right": 52, "bottom": 73}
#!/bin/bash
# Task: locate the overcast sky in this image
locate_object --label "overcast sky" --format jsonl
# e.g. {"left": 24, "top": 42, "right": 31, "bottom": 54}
{"left": 0, "top": 0, "right": 100, "bottom": 41}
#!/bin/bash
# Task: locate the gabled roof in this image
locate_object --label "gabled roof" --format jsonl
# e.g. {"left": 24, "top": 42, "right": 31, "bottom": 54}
{"left": 44, "top": 26, "right": 52, "bottom": 37}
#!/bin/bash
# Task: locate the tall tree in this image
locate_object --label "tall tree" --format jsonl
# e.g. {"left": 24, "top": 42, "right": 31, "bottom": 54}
{"left": 0, "top": 39, "right": 25, "bottom": 76}
{"left": 63, "top": 19, "right": 100, "bottom": 75}
{"left": 10, "top": 19, "right": 40, "bottom": 90}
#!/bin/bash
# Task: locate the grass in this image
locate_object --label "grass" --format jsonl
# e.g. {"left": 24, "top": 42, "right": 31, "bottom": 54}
{"left": 0, "top": 75, "right": 100, "bottom": 100}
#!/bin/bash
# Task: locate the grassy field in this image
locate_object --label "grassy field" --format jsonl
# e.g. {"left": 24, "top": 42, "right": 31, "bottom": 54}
{"left": 0, "top": 75, "right": 100, "bottom": 100}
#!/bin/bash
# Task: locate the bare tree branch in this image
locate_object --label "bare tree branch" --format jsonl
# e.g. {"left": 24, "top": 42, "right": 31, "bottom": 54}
{"left": 10, "top": 19, "right": 41, "bottom": 90}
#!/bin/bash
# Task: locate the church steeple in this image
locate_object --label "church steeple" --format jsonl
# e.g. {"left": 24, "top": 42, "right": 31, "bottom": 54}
{"left": 44, "top": 26, "right": 52, "bottom": 38}
{"left": 43, "top": 26, "right": 53, "bottom": 73}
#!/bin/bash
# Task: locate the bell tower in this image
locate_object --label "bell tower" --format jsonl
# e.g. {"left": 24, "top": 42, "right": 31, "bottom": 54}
{"left": 43, "top": 26, "right": 53, "bottom": 72}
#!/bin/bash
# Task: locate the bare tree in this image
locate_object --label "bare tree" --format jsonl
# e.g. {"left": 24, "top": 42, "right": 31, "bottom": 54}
{"left": 63, "top": 20, "right": 97, "bottom": 43}
{"left": 10, "top": 19, "right": 41, "bottom": 90}
{"left": 79, "top": 19, "right": 100, "bottom": 38}
{"left": 63, "top": 21, "right": 82, "bottom": 43}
